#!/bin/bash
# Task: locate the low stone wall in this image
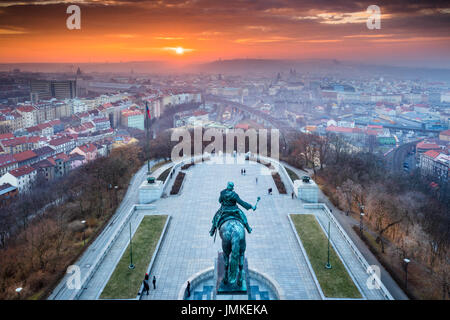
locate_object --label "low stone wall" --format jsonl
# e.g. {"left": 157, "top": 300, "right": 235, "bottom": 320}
{"left": 176, "top": 266, "right": 284, "bottom": 300}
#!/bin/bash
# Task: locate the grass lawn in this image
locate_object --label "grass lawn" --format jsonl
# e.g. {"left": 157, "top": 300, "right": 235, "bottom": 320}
{"left": 100, "top": 215, "right": 168, "bottom": 299}
{"left": 285, "top": 166, "right": 300, "bottom": 183}
{"left": 290, "top": 214, "right": 362, "bottom": 298}
{"left": 157, "top": 166, "right": 173, "bottom": 182}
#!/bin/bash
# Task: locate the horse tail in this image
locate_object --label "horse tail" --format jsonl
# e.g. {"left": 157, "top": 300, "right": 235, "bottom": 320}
{"left": 228, "top": 229, "right": 241, "bottom": 285}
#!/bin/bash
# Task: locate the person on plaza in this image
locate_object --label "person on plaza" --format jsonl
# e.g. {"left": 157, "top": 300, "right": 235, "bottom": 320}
{"left": 152, "top": 276, "right": 156, "bottom": 289}
{"left": 255, "top": 177, "right": 258, "bottom": 184}
{"left": 143, "top": 273, "right": 150, "bottom": 295}
{"left": 291, "top": 191, "right": 294, "bottom": 199}
{"left": 186, "top": 281, "right": 191, "bottom": 297}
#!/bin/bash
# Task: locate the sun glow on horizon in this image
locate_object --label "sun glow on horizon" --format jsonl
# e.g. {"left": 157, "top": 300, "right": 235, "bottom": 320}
{"left": 175, "top": 47, "right": 184, "bottom": 55}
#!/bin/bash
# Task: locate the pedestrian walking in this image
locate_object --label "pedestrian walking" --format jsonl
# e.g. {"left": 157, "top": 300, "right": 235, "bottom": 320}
{"left": 291, "top": 191, "right": 294, "bottom": 199}
{"left": 255, "top": 177, "right": 258, "bottom": 184}
{"left": 143, "top": 273, "right": 150, "bottom": 295}
{"left": 187, "top": 281, "right": 191, "bottom": 297}
{"left": 243, "top": 169, "right": 246, "bottom": 175}
{"left": 268, "top": 188, "right": 272, "bottom": 195}
{"left": 152, "top": 275, "right": 156, "bottom": 289}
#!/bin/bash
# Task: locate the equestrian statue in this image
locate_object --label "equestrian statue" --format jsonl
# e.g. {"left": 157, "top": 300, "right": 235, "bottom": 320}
{"left": 209, "top": 182, "right": 260, "bottom": 292}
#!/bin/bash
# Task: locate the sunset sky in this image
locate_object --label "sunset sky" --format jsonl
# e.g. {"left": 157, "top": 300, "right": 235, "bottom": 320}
{"left": 0, "top": 0, "right": 449, "bottom": 67}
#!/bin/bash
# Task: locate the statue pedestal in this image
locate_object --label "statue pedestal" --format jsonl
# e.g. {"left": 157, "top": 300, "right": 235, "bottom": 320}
{"left": 138, "top": 179, "right": 163, "bottom": 204}
{"left": 215, "top": 252, "right": 249, "bottom": 297}
{"left": 294, "top": 179, "right": 319, "bottom": 203}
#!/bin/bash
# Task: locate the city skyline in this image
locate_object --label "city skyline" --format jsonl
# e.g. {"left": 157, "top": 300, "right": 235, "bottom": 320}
{"left": 0, "top": 0, "right": 449, "bottom": 68}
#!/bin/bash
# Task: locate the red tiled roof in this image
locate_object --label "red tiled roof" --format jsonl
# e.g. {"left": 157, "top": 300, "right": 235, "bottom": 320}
{"left": 235, "top": 123, "right": 249, "bottom": 130}
{"left": 9, "top": 165, "right": 36, "bottom": 177}
{"left": 26, "top": 125, "right": 41, "bottom": 133}
{"left": 0, "top": 133, "right": 14, "bottom": 140}
{"left": 49, "top": 136, "right": 73, "bottom": 146}
{"left": 122, "top": 110, "right": 143, "bottom": 117}
{"left": 48, "top": 119, "right": 61, "bottom": 126}
{"left": 0, "top": 154, "right": 17, "bottom": 167}
{"left": 53, "top": 153, "right": 69, "bottom": 162}
{"left": 93, "top": 117, "right": 109, "bottom": 123}
{"left": 32, "top": 159, "right": 54, "bottom": 169}
{"left": 84, "top": 122, "right": 94, "bottom": 129}
{"left": 77, "top": 112, "right": 90, "bottom": 118}
{"left": 424, "top": 150, "right": 440, "bottom": 159}
{"left": 37, "top": 122, "right": 52, "bottom": 130}
{"left": 326, "top": 126, "right": 355, "bottom": 133}
{"left": 28, "top": 136, "right": 40, "bottom": 143}
{"left": 79, "top": 143, "right": 97, "bottom": 153}
{"left": 366, "top": 129, "right": 381, "bottom": 136}
{"left": 193, "top": 110, "right": 208, "bottom": 116}
{"left": 416, "top": 141, "right": 440, "bottom": 150}
{"left": 17, "top": 105, "right": 36, "bottom": 113}
{"left": 13, "top": 150, "right": 37, "bottom": 162}
{"left": 440, "top": 129, "right": 450, "bottom": 136}
{"left": 0, "top": 136, "right": 28, "bottom": 147}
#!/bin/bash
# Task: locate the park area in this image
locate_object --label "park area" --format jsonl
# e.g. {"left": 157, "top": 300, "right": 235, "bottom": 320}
{"left": 100, "top": 215, "right": 168, "bottom": 299}
{"left": 290, "top": 214, "right": 362, "bottom": 299}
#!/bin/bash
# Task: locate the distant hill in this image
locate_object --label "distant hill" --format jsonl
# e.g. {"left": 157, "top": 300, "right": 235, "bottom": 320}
{"left": 0, "top": 61, "right": 172, "bottom": 74}
{"left": 1, "top": 59, "right": 450, "bottom": 81}
{"left": 190, "top": 58, "right": 450, "bottom": 81}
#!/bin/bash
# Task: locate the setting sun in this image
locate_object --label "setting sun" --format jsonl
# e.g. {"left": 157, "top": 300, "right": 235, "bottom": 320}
{"left": 175, "top": 47, "right": 184, "bottom": 55}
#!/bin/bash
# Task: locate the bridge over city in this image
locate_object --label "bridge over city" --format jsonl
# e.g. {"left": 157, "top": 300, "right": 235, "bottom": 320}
{"left": 204, "top": 94, "right": 292, "bottom": 130}
{"left": 355, "top": 120, "right": 441, "bottom": 134}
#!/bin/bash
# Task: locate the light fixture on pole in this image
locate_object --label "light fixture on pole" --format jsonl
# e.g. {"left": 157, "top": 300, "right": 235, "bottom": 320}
{"left": 145, "top": 101, "right": 151, "bottom": 175}
{"left": 325, "top": 221, "right": 332, "bottom": 269}
{"left": 15, "top": 287, "right": 22, "bottom": 300}
{"left": 360, "top": 213, "right": 365, "bottom": 236}
{"left": 404, "top": 258, "right": 410, "bottom": 290}
{"left": 81, "top": 220, "right": 86, "bottom": 246}
{"left": 129, "top": 222, "right": 135, "bottom": 270}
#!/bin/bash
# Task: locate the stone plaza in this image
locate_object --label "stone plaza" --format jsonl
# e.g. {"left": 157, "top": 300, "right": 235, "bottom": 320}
{"left": 49, "top": 154, "right": 393, "bottom": 300}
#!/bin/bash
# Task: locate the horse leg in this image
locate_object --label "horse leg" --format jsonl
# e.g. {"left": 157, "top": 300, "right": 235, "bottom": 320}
{"left": 237, "top": 253, "right": 244, "bottom": 286}
{"left": 237, "top": 236, "right": 246, "bottom": 287}
{"left": 228, "top": 232, "right": 240, "bottom": 286}
{"left": 222, "top": 251, "right": 230, "bottom": 284}
{"left": 221, "top": 232, "right": 231, "bottom": 285}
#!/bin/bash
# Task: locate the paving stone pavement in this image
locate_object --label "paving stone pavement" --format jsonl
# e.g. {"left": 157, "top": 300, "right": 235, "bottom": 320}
{"left": 142, "top": 158, "right": 323, "bottom": 300}
{"left": 63, "top": 155, "right": 390, "bottom": 300}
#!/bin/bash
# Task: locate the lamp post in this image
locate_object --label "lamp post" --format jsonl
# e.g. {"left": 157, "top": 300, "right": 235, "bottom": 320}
{"left": 359, "top": 204, "right": 365, "bottom": 237}
{"left": 404, "top": 258, "right": 410, "bottom": 290}
{"left": 325, "top": 221, "right": 332, "bottom": 269}
{"left": 129, "top": 222, "right": 135, "bottom": 270}
{"left": 108, "top": 184, "right": 113, "bottom": 208}
{"left": 145, "top": 101, "right": 151, "bottom": 175}
{"left": 15, "top": 287, "right": 22, "bottom": 300}
{"left": 81, "top": 220, "right": 86, "bottom": 246}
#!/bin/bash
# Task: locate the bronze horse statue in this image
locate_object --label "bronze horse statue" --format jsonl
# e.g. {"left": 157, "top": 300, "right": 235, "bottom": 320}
{"left": 210, "top": 182, "right": 259, "bottom": 290}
